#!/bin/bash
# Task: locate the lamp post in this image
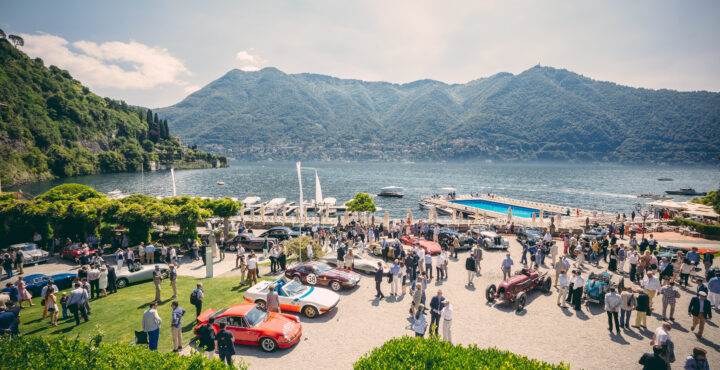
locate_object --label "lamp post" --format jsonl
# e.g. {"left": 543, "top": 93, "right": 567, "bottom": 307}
{"left": 635, "top": 203, "right": 650, "bottom": 239}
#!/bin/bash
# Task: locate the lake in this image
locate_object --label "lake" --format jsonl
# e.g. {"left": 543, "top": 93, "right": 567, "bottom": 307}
{"left": 7, "top": 161, "right": 720, "bottom": 218}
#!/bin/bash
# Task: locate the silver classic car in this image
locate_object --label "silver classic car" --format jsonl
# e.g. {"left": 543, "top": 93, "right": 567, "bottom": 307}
{"left": 471, "top": 229, "right": 510, "bottom": 250}
{"left": 115, "top": 262, "right": 170, "bottom": 288}
{"left": 9, "top": 243, "right": 50, "bottom": 265}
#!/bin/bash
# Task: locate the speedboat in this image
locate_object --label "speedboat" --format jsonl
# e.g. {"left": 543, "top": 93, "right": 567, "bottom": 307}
{"left": 217, "top": 181, "right": 225, "bottom": 186}
{"left": 665, "top": 188, "right": 707, "bottom": 196}
{"left": 378, "top": 186, "right": 404, "bottom": 198}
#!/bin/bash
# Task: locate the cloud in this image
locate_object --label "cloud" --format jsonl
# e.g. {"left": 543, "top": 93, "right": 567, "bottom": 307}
{"left": 235, "top": 50, "right": 264, "bottom": 71}
{"left": 19, "top": 33, "right": 190, "bottom": 90}
{"left": 183, "top": 84, "right": 201, "bottom": 94}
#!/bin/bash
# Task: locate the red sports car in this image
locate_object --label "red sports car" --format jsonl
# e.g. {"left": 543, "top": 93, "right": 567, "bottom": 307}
{"left": 194, "top": 303, "right": 302, "bottom": 352}
{"left": 59, "top": 243, "right": 95, "bottom": 262}
{"left": 285, "top": 261, "right": 361, "bottom": 291}
{"left": 400, "top": 236, "right": 442, "bottom": 255}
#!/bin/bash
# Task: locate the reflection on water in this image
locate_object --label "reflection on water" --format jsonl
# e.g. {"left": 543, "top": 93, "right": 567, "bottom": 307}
{"left": 8, "top": 161, "right": 719, "bottom": 218}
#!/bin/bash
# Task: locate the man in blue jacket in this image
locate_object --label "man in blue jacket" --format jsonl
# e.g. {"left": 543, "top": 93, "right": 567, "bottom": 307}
{"left": 0, "top": 309, "right": 19, "bottom": 337}
{"left": 429, "top": 290, "right": 445, "bottom": 336}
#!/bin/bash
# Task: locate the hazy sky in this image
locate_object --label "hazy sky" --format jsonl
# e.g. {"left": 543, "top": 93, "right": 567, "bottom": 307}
{"left": 3, "top": 0, "right": 719, "bottom": 107}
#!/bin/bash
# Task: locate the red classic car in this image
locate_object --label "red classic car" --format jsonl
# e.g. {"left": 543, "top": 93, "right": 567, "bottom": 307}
{"left": 59, "top": 243, "right": 96, "bottom": 262}
{"left": 194, "top": 303, "right": 302, "bottom": 352}
{"left": 285, "top": 261, "right": 361, "bottom": 291}
{"left": 400, "top": 236, "right": 442, "bottom": 255}
{"left": 485, "top": 268, "right": 551, "bottom": 311}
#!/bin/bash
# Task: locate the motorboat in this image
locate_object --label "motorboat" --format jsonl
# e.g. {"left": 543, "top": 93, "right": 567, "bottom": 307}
{"left": 657, "top": 178, "right": 674, "bottom": 181}
{"left": 665, "top": 188, "right": 707, "bottom": 196}
{"left": 217, "top": 181, "right": 225, "bottom": 186}
{"left": 378, "top": 186, "right": 404, "bottom": 198}
{"left": 637, "top": 194, "right": 673, "bottom": 200}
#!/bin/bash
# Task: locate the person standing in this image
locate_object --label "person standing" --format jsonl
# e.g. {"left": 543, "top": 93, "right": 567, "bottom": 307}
{"left": 191, "top": 283, "right": 204, "bottom": 320}
{"left": 635, "top": 289, "right": 651, "bottom": 329}
{"left": 374, "top": 262, "right": 385, "bottom": 299}
{"left": 45, "top": 288, "right": 59, "bottom": 326}
{"left": 472, "top": 245, "right": 483, "bottom": 275}
{"left": 98, "top": 266, "right": 108, "bottom": 298}
{"left": 708, "top": 272, "right": 720, "bottom": 308}
{"left": 138, "top": 243, "right": 146, "bottom": 265}
{"left": 441, "top": 249, "right": 449, "bottom": 280}
{"left": 14, "top": 248, "right": 24, "bottom": 275}
{"left": 521, "top": 241, "right": 529, "bottom": 265}
{"left": 146, "top": 243, "right": 155, "bottom": 264}
{"left": 266, "top": 285, "right": 280, "bottom": 313}
{"left": 269, "top": 245, "right": 278, "bottom": 273}
{"left": 106, "top": 264, "right": 117, "bottom": 295}
{"left": 390, "top": 260, "right": 400, "bottom": 296}
{"left": 424, "top": 253, "right": 433, "bottom": 280}
{"left": 247, "top": 253, "right": 258, "bottom": 285}
{"left": 169, "top": 264, "right": 178, "bottom": 299}
{"left": 465, "top": 254, "right": 476, "bottom": 287}
{"left": 441, "top": 300, "right": 452, "bottom": 343}
{"left": 412, "top": 304, "right": 427, "bottom": 337}
{"left": 142, "top": 301, "right": 162, "bottom": 351}
{"left": 88, "top": 265, "right": 100, "bottom": 300}
{"left": 196, "top": 317, "right": 216, "bottom": 358}
{"left": 41, "top": 280, "right": 58, "bottom": 319}
{"left": 620, "top": 287, "right": 636, "bottom": 329}
{"left": 114, "top": 248, "right": 124, "bottom": 271}
{"left": 604, "top": 288, "right": 621, "bottom": 333}
{"left": 642, "top": 271, "right": 661, "bottom": 310}
{"left": 170, "top": 301, "right": 185, "bottom": 352}
{"left": 702, "top": 250, "right": 714, "bottom": 273}
{"left": 429, "top": 290, "right": 444, "bottom": 336}
{"left": 169, "top": 245, "right": 179, "bottom": 267}
{"left": 557, "top": 270, "right": 569, "bottom": 308}
{"left": 435, "top": 252, "right": 445, "bottom": 280}
{"left": 215, "top": 322, "right": 236, "bottom": 366}
{"left": 3, "top": 254, "right": 14, "bottom": 279}
{"left": 571, "top": 270, "right": 584, "bottom": 311}
{"left": 550, "top": 241, "right": 558, "bottom": 266}
{"left": 126, "top": 248, "right": 135, "bottom": 270}
{"left": 628, "top": 251, "right": 639, "bottom": 283}
{"left": 660, "top": 281, "right": 681, "bottom": 321}
{"left": 501, "top": 253, "right": 513, "bottom": 280}
{"left": 152, "top": 265, "right": 163, "bottom": 302}
{"left": 689, "top": 291, "right": 712, "bottom": 339}
{"left": 160, "top": 244, "right": 167, "bottom": 264}
{"left": 554, "top": 256, "right": 568, "bottom": 288}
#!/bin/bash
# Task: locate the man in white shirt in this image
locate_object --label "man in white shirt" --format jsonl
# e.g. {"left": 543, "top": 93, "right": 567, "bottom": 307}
{"left": 307, "top": 244, "right": 313, "bottom": 261}
{"left": 575, "top": 242, "right": 585, "bottom": 267}
{"left": 247, "top": 254, "right": 258, "bottom": 285}
{"left": 417, "top": 247, "right": 426, "bottom": 275}
{"left": 433, "top": 225, "right": 440, "bottom": 243}
{"left": 41, "top": 281, "right": 59, "bottom": 319}
{"left": 604, "top": 288, "right": 622, "bottom": 333}
{"left": 556, "top": 271, "right": 569, "bottom": 307}
{"left": 142, "top": 301, "right": 162, "bottom": 351}
{"left": 145, "top": 243, "right": 155, "bottom": 264}
{"left": 571, "top": 271, "right": 585, "bottom": 310}
{"left": 642, "top": 271, "right": 661, "bottom": 310}
{"left": 441, "top": 300, "right": 453, "bottom": 343}
{"left": 549, "top": 242, "right": 559, "bottom": 266}
{"left": 651, "top": 321, "right": 672, "bottom": 357}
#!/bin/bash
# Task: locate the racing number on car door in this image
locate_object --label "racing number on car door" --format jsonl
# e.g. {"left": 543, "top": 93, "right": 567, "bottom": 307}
{"left": 306, "top": 273, "right": 317, "bottom": 285}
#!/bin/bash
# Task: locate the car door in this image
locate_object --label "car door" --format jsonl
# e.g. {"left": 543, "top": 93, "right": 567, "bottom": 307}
{"left": 227, "top": 316, "right": 258, "bottom": 345}
{"left": 278, "top": 285, "right": 302, "bottom": 312}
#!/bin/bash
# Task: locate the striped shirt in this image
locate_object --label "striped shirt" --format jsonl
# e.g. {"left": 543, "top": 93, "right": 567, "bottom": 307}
{"left": 660, "top": 285, "right": 680, "bottom": 304}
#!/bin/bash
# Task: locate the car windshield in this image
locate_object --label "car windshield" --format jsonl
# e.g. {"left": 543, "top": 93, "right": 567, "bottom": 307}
{"left": 69, "top": 244, "right": 82, "bottom": 251}
{"left": 244, "top": 307, "right": 269, "bottom": 327}
{"left": 20, "top": 245, "right": 37, "bottom": 251}
{"left": 314, "top": 263, "right": 333, "bottom": 273}
{"left": 282, "top": 280, "right": 308, "bottom": 296}
{"left": 212, "top": 308, "right": 229, "bottom": 318}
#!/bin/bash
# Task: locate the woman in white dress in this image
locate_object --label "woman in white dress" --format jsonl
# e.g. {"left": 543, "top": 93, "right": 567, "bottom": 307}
{"left": 99, "top": 266, "right": 108, "bottom": 297}
{"left": 115, "top": 249, "right": 124, "bottom": 271}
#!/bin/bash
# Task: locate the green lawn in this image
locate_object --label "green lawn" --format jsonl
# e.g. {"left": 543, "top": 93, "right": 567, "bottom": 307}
{"left": 18, "top": 275, "right": 268, "bottom": 353}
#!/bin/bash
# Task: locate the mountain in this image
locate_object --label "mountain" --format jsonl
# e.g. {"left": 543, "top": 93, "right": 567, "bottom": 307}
{"left": 0, "top": 38, "right": 227, "bottom": 187}
{"left": 158, "top": 66, "right": 720, "bottom": 163}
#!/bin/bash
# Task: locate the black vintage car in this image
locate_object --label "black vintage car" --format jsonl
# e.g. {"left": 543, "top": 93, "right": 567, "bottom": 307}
{"left": 438, "top": 229, "right": 474, "bottom": 250}
{"left": 579, "top": 227, "right": 608, "bottom": 242}
{"left": 259, "top": 226, "right": 299, "bottom": 241}
{"left": 516, "top": 227, "right": 544, "bottom": 246}
{"left": 226, "top": 233, "right": 279, "bottom": 251}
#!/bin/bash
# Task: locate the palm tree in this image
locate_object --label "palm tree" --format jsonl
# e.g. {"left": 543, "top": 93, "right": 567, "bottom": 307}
{"left": 8, "top": 35, "right": 24, "bottom": 48}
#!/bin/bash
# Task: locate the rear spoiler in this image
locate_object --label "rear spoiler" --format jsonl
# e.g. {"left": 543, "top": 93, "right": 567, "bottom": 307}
{"left": 196, "top": 309, "right": 215, "bottom": 323}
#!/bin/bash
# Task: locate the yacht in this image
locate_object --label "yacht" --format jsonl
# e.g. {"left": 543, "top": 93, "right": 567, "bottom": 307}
{"left": 378, "top": 186, "right": 404, "bottom": 198}
{"left": 665, "top": 188, "right": 707, "bottom": 196}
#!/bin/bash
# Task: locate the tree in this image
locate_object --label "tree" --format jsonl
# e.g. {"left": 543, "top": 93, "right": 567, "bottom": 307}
{"left": 174, "top": 200, "right": 210, "bottom": 242}
{"left": 146, "top": 109, "right": 153, "bottom": 124}
{"left": 206, "top": 197, "right": 242, "bottom": 239}
{"left": 345, "top": 192, "right": 377, "bottom": 213}
{"left": 8, "top": 35, "right": 23, "bottom": 48}
{"left": 97, "top": 151, "right": 126, "bottom": 173}
{"left": 0, "top": 29, "right": 5, "bottom": 39}
{"left": 154, "top": 113, "right": 159, "bottom": 123}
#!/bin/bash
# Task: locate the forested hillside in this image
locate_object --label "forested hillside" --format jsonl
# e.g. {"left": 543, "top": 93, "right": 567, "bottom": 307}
{"left": 0, "top": 38, "right": 227, "bottom": 187}
{"left": 157, "top": 66, "right": 720, "bottom": 163}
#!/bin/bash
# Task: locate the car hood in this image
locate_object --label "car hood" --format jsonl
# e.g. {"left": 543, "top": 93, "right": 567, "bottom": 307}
{"left": 302, "top": 287, "right": 340, "bottom": 307}
{"left": 258, "top": 314, "right": 302, "bottom": 335}
{"left": 480, "top": 232, "right": 500, "bottom": 238}
{"left": 23, "top": 250, "right": 48, "bottom": 257}
{"left": 499, "top": 274, "right": 532, "bottom": 288}
{"left": 322, "top": 269, "right": 360, "bottom": 282}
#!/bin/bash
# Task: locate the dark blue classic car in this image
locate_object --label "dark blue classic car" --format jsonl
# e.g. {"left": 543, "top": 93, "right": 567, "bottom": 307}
{"left": 23, "top": 273, "right": 77, "bottom": 297}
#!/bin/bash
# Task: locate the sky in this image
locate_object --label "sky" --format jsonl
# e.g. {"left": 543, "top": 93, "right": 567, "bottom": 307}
{"left": 3, "top": 0, "right": 719, "bottom": 108}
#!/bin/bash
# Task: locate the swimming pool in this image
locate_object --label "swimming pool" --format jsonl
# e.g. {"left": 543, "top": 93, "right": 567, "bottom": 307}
{"left": 450, "top": 199, "right": 554, "bottom": 219}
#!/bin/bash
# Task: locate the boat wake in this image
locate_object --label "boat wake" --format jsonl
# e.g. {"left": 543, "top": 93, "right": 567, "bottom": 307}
{"left": 561, "top": 189, "right": 637, "bottom": 199}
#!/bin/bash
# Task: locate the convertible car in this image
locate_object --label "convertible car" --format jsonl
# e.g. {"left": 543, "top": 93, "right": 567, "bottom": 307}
{"left": 245, "top": 277, "right": 340, "bottom": 318}
{"left": 8, "top": 243, "right": 50, "bottom": 266}
{"left": 321, "top": 253, "right": 388, "bottom": 275}
{"left": 285, "top": 262, "right": 360, "bottom": 291}
{"left": 366, "top": 239, "right": 402, "bottom": 258}
{"left": 115, "top": 262, "right": 170, "bottom": 288}
{"left": 59, "top": 243, "right": 96, "bottom": 262}
{"left": 194, "top": 303, "right": 302, "bottom": 352}
{"left": 226, "top": 233, "right": 278, "bottom": 251}
{"left": 472, "top": 229, "right": 509, "bottom": 250}
{"left": 486, "top": 268, "right": 551, "bottom": 311}
{"left": 23, "top": 273, "right": 76, "bottom": 297}
{"left": 400, "top": 236, "right": 442, "bottom": 255}
{"left": 584, "top": 272, "right": 618, "bottom": 305}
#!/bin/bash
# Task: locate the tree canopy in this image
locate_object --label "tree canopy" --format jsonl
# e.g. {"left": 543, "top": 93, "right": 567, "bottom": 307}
{"left": 345, "top": 193, "right": 377, "bottom": 213}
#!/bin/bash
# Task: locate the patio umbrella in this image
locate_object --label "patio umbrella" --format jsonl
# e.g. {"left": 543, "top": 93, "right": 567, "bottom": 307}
{"left": 452, "top": 210, "right": 457, "bottom": 224}
{"left": 475, "top": 209, "right": 480, "bottom": 224}
{"left": 384, "top": 210, "right": 389, "bottom": 229}
{"left": 532, "top": 212, "right": 536, "bottom": 224}
{"left": 507, "top": 207, "right": 512, "bottom": 222}
{"left": 344, "top": 210, "right": 350, "bottom": 225}
{"left": 282, "top": 205, "right": 287, "bottom": 224}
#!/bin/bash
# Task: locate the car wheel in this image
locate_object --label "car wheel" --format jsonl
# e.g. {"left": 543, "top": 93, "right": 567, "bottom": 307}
{"left": 292, "top": 275, "right": 302, "bottom": 283}
{"left": 485, "top": 284, "right": 497, "bottom": 302}
{"left": 541, "top": 277, "right": 552, "bottom": 293}
{"left": 515, "top": 292, "right": 527, "bottom": 311}
{"left": 302, "top": 305, "right": 318, "bottom": 318}
{"left": 483, "top": 241, "right": 489, "bottom": 249}
{"left": 260, "top": 337, "right": 277, "bottom": 352}
{"left": 255, "top": 299, "right": 267, "bottom": 310}
{"left": 330, "top": 281, "right": 342, "bottom": 292}
{"left": 116, "top": 278, "right": 129, "bottom": 289}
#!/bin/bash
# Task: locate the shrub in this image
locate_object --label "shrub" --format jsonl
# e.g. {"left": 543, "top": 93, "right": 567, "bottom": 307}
{"left": 354, "top": 337, "right": 568, "bottom": 370}
{"left": 674, "top": 217, "right": 720, "bottom": 236}
{"left": 0, "top": 335, "right": 240, "bottom": 369}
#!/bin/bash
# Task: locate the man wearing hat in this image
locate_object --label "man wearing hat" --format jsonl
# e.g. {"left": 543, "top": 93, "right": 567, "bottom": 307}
{"left": 152, "top": 265, "right": 163, "bottom": 302}
{"left": 683, "top": 347, "right": 709, "bottom": 370}
{"left": 688, "top": 291, "right": 712, "bottom": 338}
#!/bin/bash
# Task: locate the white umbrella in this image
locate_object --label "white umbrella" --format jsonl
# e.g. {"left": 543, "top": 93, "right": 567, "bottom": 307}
{"left": 507, "top": 207, "right": 513, "bottom": 222}
{"left": 383, "top": 210, "right": 389, "bottom": 229}
{"left": 452, "top": 210, "right": 457, "bottom": 224}
{"left": 475, "top": 209, "right": 480, "bottom": 224}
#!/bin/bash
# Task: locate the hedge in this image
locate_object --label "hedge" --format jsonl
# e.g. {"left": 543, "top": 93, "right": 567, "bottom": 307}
{"left": 674, "top": 217, "right": 720, "bottom": 236}
{"left": 0, "top": 335, "right": 242, "bottom": 369}
{"left": 354, "top": 337, "right": 568, "bottom": 369}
